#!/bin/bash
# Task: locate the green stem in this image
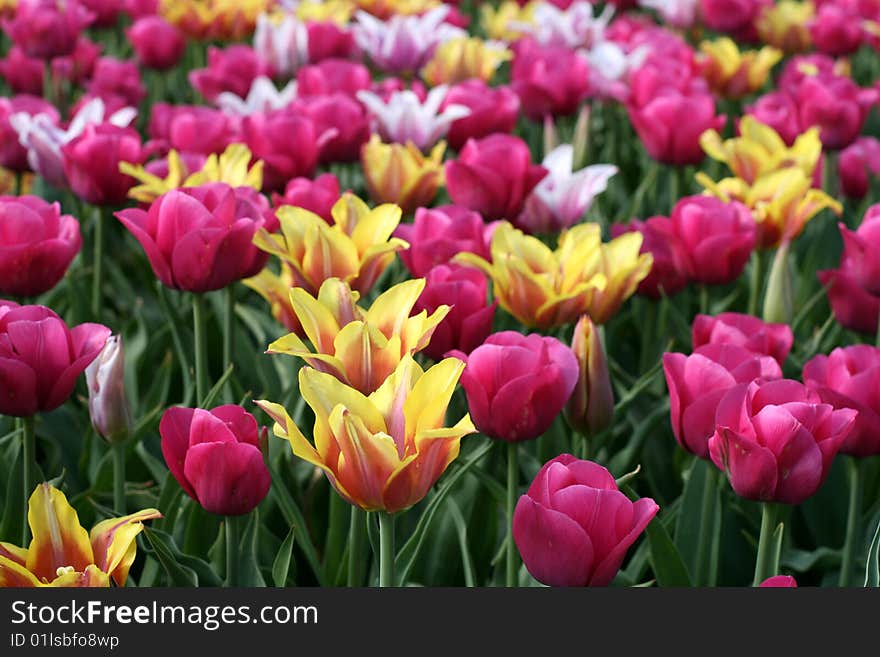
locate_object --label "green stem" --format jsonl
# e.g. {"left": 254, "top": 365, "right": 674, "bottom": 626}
{"left": 222, "top": 286, "right": 235, "bottom": 402}
{"left": 192, "top": 294, "right": 208, "bottom": 406}
{"left": 699, "top": 285, "right": 710, "bottom": 316}
{"left": 91, "top": 206, "right": 104, "bottom": 320}
{"left": 839, "top": 457, "right": 863, "bottom": 587}
{"left": 668, "top": 165, "right": 680, "bottom": 211}
{"left": 225, "top": 515, "right": 240, "bottom": 587}
{"left": 347, "top": 507, "right": 367, "bottom": 587}
{"left": 21, "top": 415, "right": 35, "bottom": 545}
{"left": 378, "top": 512, "right": 395, "bottom": 587}
{"left": 753, "top": 502, "right": 782, "bottom": 586}
{"left": 14, "top": 172, "right": 22, "bottom": 196}
{"left": 748, "top": 251, "right": 763, "bottom": 317}
{"left": 693, "top": 465, "right": 718, "bottom": 586}
{"left": 506, "top": 441, "right": 519, "bottom": 587}
{"left": 325, "top": 492, "right": 347, "bottom": 584}
{"left": 112, "top": 441, "right": 126, "bottom": 514}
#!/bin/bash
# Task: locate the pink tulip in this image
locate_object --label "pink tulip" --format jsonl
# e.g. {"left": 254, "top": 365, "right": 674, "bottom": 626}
{"left": 0, "top": 95, "right": 59, "bottom": 173}
{"left": 51, "top": 36, "right": 101, "bottom": 86}
{"left": 3, "top": 0, "right": 94, "bottom": 60}
{"left": 709, "top": 379, "right": 855, "bottom": 504}
{"left": 242, "top": 110, "right": 323, "bottom": 192}
{"left": 745, "top": 91, "right": 802, "bottom": 147}
{"left": 692, "top": 313, "right": 793, "bottom": 366}
{"left": 778, "top": 54, "right": 838, "bottom": 94}
{"left": 663, "top": 344, "right": 782, "bottom": 458}
{"left": 511, "top": 38, "right": 591, "bottom": 121}
{"left": 803, "top": 346, "right": 880, "bottom": 457}
{"left": 190, "top": 45, "right": 272, "bottom": 103}
{"left": 810, "top": 4, "right": 864, "bottom": 56}
{"left": 838, "top": 137, "right": 880, "bottom": 199}
{"left": 80, "top": 0, "right": 122, "bottom": 27}
{"left": 0, "top": 195, "right": 81, "bottom": 297}
{"left": 442, "top": 80, "right": 521, "bottom": 151}
{"left": 127, "top": 16, "right": 185, "bottom": 71}
{"left": 62, "top": 123, "right": 142, "bottom": 206}
{"left": 513, "top": 454, "right": 658, "bottom": 586}
{"left": 124, "top": 0, "right": 157, "bottom": 17}
{"left": 453, "top": 331, "right": 579, "bottom": 442}
{"left": 305, "top": 21, "right": 355, "bottom": 62}
{"left": 160, "top": 405, "right": 271, "bottom": 516}
{"left": 0, "top": 47, "right": 44, "bottom": 95}
{"left": 445, "top": 134, "right": 547, "bottom": 221}
{"left": 611, "top": 217, "right": 690, "bottom": 299}
{"left": 0, "top": 301, "right": 110, "bottom": 417}
{"left": 150, "top": 105, "right": 239, "bottom": 156}
{"left": 796, "top": 74, "right": 876, "bottom": 150}
{"left": 698, "top": 0, "right": 769, "bottom": 34}
{"left": 85, "top": 56, "right": 147, "bottom": 109}
{"left": 760, "top": 575, "right": 797, "bottom": 587}
{"left": 296, "top": 59, "right": 372, "bottom": 98}
{"left": 272, "top": 173, "right": 341, "bottom": 224}
{"left": 293, "top": 94, "right": 370, "bottom": 165}
{"left": 415, "top": 264, "right": 497, "bottom": 361}
{"left": 115, "top": 183, "right": 275, "bottom": 292}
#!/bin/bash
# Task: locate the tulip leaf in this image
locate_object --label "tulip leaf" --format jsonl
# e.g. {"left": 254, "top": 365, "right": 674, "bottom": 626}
{"left": 272, "top": 526, "right": 297, "bottom": 587}
{"left": 675, "top": 458, "right": 722, "bottom": 586}
{"left": 143, "top": 527, "right": 222, "bottom": 587}
{"left": 865, "top": 516, "right": 880, "bottom": 587}
{"left": 632, "top": 486, "right": 690, "bottom": 587}
{"left": 237, "top": 510, "right": 267, "bottom": 587}
{"left": 0, "top": 439, "right": 24, "bottom": 544}
{"left": 135, "top": 442, "right": 170, "bottom": 489}
{"left": 447, "top": 498, "right": 476, "bottom": 587}
{"left": 199, "top": 363, "right": 235, "bottom": 409}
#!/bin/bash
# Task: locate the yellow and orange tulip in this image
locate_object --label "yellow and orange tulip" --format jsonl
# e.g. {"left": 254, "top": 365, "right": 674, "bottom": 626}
{"left": 698, "top": 38, "right": 782, "bottom": 99}
{"left": 755, "top": 0, "right": 814, "bottom": 53}
{"left": 243, "top": 263, "right": 303, "bottom": 335}
{"left": 421, "top": 37, "right": 512, "bottom": 87}
{"left": 361, "top": 135, "right": 445, "bottom": 214}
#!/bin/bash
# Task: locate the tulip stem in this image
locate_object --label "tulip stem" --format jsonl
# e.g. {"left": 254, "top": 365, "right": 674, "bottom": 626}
{"left": 91, "top": 206, "right": 104, "bottom": 320}
{"left": 693, "top": 464, "right": 718, "bottom": 586}
{"left": 378, "top": 512, "right": 395, "bottom": 587}
{"left": 752, "top": 502, "right": 783, "bottom": 586}
{"left": 348, "top": 507, "right": 367, "bottom": 587}
{"left": 506, "top": 442, "right": 519, "bottom": 587}
{"left": 112, "top": 442, "right": 126, "bottom": 514}
{"left": 21, "top": 415, "right": 35, "bottom": 545}
{"left": 839, "top": 457, "right": 864, "bottom": 587}
{"left": 225, "top": 515, "right": 240, "bottom": 587}
{"left": 699, "top": 285, "right": 709, "bottom": 316}
{"left": 748, "top": 251, "right": 763, "bottom": 317}
{"left": 192, "top": 294, "right": 208, "bottom": 406}
{"left": 222, "top": 286, "right": 234, "bottom": 402}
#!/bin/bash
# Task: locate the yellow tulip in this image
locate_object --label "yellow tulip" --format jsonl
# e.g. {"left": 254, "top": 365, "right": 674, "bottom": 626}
{"left": 257, "top": 356, "right": 475, "bottom": 513}
{"left": 698, "top": 38, "right": 782, "bottom": 99}
{"left": 361, "top": 135, "right": 445, "bottom": 214}
{"left": 421, "top": 37, "right": 512, "bottom": 87}
{"left": 267, "top": 278, "right": 450, "bottom": 394}
{"left": 295, "top": 0, "right": 355, "bottom": 23}
{"left": 253, "top": 193, "right": 407, "bottom": 297}
{"left": 481, "top": 1, "right": 536, "bottom": 42}
{"left": 160, "top": 0, "right": 272, "bottom": 39}
{"left": 243, "top": 263, "right": 302, "bottom": 335}
{"left": 354, "top": 0, "right": 439, "bottom": 18}
{"left": 0, "top": 484, "right": 160, "bottom": 587}
{"left": 755, "top": 0, "right": 814, "bottom": 53}
{"left": 456, "top": 221, "right": 652, "bottom": 329}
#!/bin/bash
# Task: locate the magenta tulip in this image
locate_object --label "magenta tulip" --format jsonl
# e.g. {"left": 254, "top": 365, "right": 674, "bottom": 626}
{"left": 159, "top": 405, "right": 271, "bottom": 516}
{"left": 3, "top": 0, "right": 93, "bottom": 60}
{"left": 127, "top": 16, "right": 185, "bottom": 71}
{"left": 0, "top": 95, "right": 59, "bottom": 173}
{"left": 760, "top": 575, "right": 797, "bottom": 587}
{"left": 155, "top": 105, "right": 239, "bottom": 156}
{"left": 839, "top": 137, "right": 880, "bottom": 199}
{"left": 293, "top": 94, "right": 370, "bottom": 165}
{"left": 85, "top": 57, "right": 146, "bottom": 109}
{"left": 305, "top": 20, "right": 355, "bottom": 62}
{"left": 296, "top": 59, "right": 372, "bottom": 98}
{"left": 745, "top": 91, "right": 802, "bottom": 147}
{"left": 273, "top": 173, "right": 341, "bottom": 224}
{"left": 810, "top": 4, "right": 863, "bottom": 56}
{"left": 611, "top": 217, "right": 690, "bottom": 299}
{"left": 709, "top": 379, "right": 855, "bottom": 504}
{"left": 190, "top": 45, "right": 272, "bottom": 103}
{"left": 0, "top": 301, "right": 110, "bottom": 417}
{"left": 692, "top": 313, "right": 793, "bottom": 366}
{"left": 511, "top": 38, "right": 590, "bottom": 121}
{"left": 242, "top": 109, "right": 323, "bottom": 191}
{"left": 698, "top": 0, "right": 769, "bottom": 34}
{"left": 453, "top": 331, "right": 579, "bottom": 442}
{"left": 663, "top": 344, "right": 782, "bottom": 458}
{"left": 513, "top": 454, "right": 658, "bottom": 587}
{"left": 0, "top": 46, "right": 44, "bottom": 95}
{"left": 442, "top": 80, "right": 520, "bottom": 151}
{"left": 62, "top": 123, "right": 142, "bottom": 206}
{"left": 796, "top": 74, "right": 876, "bottom": 150}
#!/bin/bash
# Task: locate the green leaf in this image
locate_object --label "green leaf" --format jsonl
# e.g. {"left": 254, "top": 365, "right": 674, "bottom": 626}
{"left": 272, "top": 526, "right": 297, "bottom": 587}
{"left": 781, "top": 547, "right": 840, "bottom": 573}
{"left": 447, "top": 499, "right": 476, "bottom": 587}
{"left": 0, "top": 439, "right": 23, "bottom": 543}
{"left": 200, "top": 363, "right": 235, "bottom": 409}
{"left": 864, "top": 516, "right": 880, "bottom": 587}
{"left": 237, "top": 510, "right": 266, "bottom": 587}
{"left": 143, "top": 527, "right": 222, "bottom": 587}
{"left": 675, "top": 458, "right": 721, "bottom": 586}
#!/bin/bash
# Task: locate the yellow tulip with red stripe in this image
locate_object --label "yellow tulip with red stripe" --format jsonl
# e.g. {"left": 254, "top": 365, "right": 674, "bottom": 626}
{"left": 455, "top": 221, "right": 651, "bottom": 329}
{"left": 267, "top": 278, "right": 450, "bottom": 394}
{"left": 0, "top": 484, "right": 160, "bottom": 588}
{"left": 253, "top": 192, "right": 407, "bottom": 296}
{"left": 257, "top": 356, "right": 475, "bottom": 513}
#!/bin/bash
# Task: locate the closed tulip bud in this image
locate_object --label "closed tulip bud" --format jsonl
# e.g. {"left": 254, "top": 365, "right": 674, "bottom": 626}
{"left": 838, "top": 137, "right": 880, "bottom": 199}
{"left": 692, "top": 312, "right": 793, "bottom": 366}
{"left": 756, "top": 0, "right": 813, "bottom": 53}
{"left": 565, "top": 316, "right": 614, "bottom": 437}
{"left": 361, "top": 135, "right": 445, "bottom": 214}
{"left": 709, "top": 379, "right": 855, "bottom": 504}
{"left": 762, "top": 240, "right": 794, "bottom": 324}
{"left": 295, "top": 93, "right": 371, "bottom": 165}
{"left": 160, "top": 405, "right": 271, "bottom": 516}
{"left": 242, "top": 110, "right": 324, "bottom": 193}
{"left": 513, "top": 454, "right": 659, "bottom": 587}
{"left": 759, "top": 575, "right": 798, "bottom": 587}
{"left": 0, "top": 46, "right": 45, "bottom": 95}
{"left": 744, "top": 91, "right": 802, "bottom": 147}
{"left": 699, "top": 0, "right": 768, "bottom": 34}
{"left": 85, "top": 335, "right": 132, "bottom": 444}
{"left": 663, "top": 344, "right": 782, "bottom": 458}
{"left": 296, "top": 59, "right": 373, "bottom": 98}
{"left": 127, "top": 16, "right": 186, "bottom": 71}
{"left": 85, "top": 57, "right": 147, "bottom": 109}
{"left": 796, "top": 74, "right": 876, "bottom": 151}
{"left": 453, "top": 331, "right": 579, "bottom": 442}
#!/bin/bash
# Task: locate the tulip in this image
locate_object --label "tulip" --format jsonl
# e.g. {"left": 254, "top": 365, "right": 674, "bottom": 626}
{"left": 796, "top": 74, "right": 876, "bottom": 150}
{"left": 510, "top": 38, "right": 591, "bottom": 121}
{"left": 127, "top": 16, "right": 185, "bottom": 70}
{"left": 257, "top": 355, "right": 476, "bottom": 513}
{"left": 84, "top": 335, "right": 132, "bottom": 444}
{"left": 518, "top": 145, "right": 617, "bottom": 233}
{"left": 253, "top": 192, "right": 407, "bottom": 296}
{"left": 80, "top": 0, "right": 121, "bottom": 27}
{"left": 457, "top": 221, "right": 651, "bottom": 328}
{"left": 243, "top": 263, "right": 302, "bottom": 336}
{"left": 480, "top": 1, "right": 535, "bottom": 42}
{"left": 0, "top": 46, "right": 45, "bottom": 95}
{"left": 190, "top": 45, "right": 272, "bottom": 103}
{"left": 692, "top": 312, "right": 793, "bottom": 366}
{"left": 755, "top": 0, "right": 813, "bottom": 53}
{"left": 361, "top": 135, "right": 445, "bottom": 214}
{"left": 414, "top": 264, "right": 496, "bottom": 361}
{"left": 513, "top": 454, "right": 659, "bottom": 586}
{"left": 305, "top": 20, "right": 355, "bottom": 62}
{"left": 760, "top": 575, "right": 798, "bottom": 587}
{"left": 3, "top": 0, "right": 93, "bottom": 59}
{"left": 839, "top": 137, "right": 880, "bottom": 199}
{"left": 215, "top": 77, "right": 298, "bottom": 116}
{"left": 810, "top": 4, "right": 863, "bottom": 56}
{"left": 85, "top": 57, "right": 147, "bottom": 109}
{"left": 148, "top": 105, "right": 238, "bottom": 157}
{"left": 115, "top": 183, "right": 275, "bottom": 293}
{"left": 441, "top": 80, "right": 520, "bottom": 151}
{"left": 445, "top": 134, "right": 547, "bottom": 221}
{"left": 0, "top": 483, "right": 160, "bottom": 587}
{"left": 803, "top": 346, "right": 880, "bottom": 458}
{"left": 452, "top": 331, "right": 579, "bottom": 442}
{"left": 252, "top": 13, "right": 309, "bottom": 79}
{"left": 0, "top": 95, "right": 59, "bottom": 173}
{"left": 698, "top": 38, "right": 782, "bottom": 99}
{"left": 51, "top": 36, "right": 100, "bottom": 87}
{"left": 639, "top": 0, "right": 698, "bottom": 28}
{"left": 511, "top": 1, "right": 614, "bottom": 49}
{"left": 267, "top": 278, "right": 449, "bottom": 394}
{"left": 566, "top": 315, "right": 614, "bottom": 437}
{"left": 396, "top": 204, "right": 494, "bottom": 278}
{"left": 663, "top": 344, "right": 782, "bottom": 459}
{"left": 273, "top": 173, "right": 341, "bottom": 224}
{"left": 297, "top": 59, "right": 372, "bottom": 98}
{"left": 295, "top": 93, "right": 372, "bottom": 165}
{"left": 744, "top": 91, "right": 803, "bottom": 147}
{"left": 777, "top": 53, "right": 844, "bottom": 93}
{"left": 62, "top": 123, "right": 142, "bottom": 206}
{"left": 610, "top": 217, "right": 690, "bottom": 299}
{"left": 699, "top": 0, "right": 769, "bottom": 35}
{"left": 421, "top": 37, "right": 512, "bottom": 87}
{"left": 0, "top": 301, "right": 110, "bottom": 417}
{"left": 242, "top": 110, "right": 326, "bottom": 193}
{"left": 160, "top": 405, "right": 271, "bottom": 516}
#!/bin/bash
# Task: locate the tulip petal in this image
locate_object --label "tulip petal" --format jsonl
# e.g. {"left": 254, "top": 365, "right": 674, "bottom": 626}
{"left": 0, "top": 554, "right": 43, "bottom": 587}
{"left": 25, "top": 484, "right": 95, "bottom": 583}
{"left": 159, "top": 407, "right": 198, "bottom": 499}
{"left": 589, "top": 497, "right": 659, "bottom": 587}
{"left": 184, "top": 442, "right": 271, "bottom": 516}
{"left": 0, "top": 356, "right": 38, "bottom": 416}
{"left": 90, "top": 508, "right": 162, "bottom": 586}
{"left": 710, "top": 427, "right": 779, "bottom": 502}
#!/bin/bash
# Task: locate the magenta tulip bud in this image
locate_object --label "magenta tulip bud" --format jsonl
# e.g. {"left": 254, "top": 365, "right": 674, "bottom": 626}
{"left": 85, "top": 335, "right": 132, "bottom": 444}
{"left": 273, "top": 174, "right": 341, "bottom": 224}
{"left": 441, "top": 80, "right": 520, "bottom": 151}
{"left": 395, "top": 205, "right": 494, "bottom": 278}
{"left": 759, "top": 575, "right": 797, "bottom": 587}
{"left": 803, "top": 346, "right": 880, "bottom": 458}
{"left": 611, "top": 217, "right": 690, "bottom": 299}
{"left": 709, "top": 379, "right": 856, "bottom": 504}
{"left": 810, "top": 4, "right": 864, "bottom": 56}
{"left": 0, "top": 195, "right": 82, "bottom": 297}
{"left": 3, "top": 0, "right": 94, "bottom": 60}
{"left": 0, "top": 301, "right": 110, "bottom": 417}
{"left": 415, "top": 264, "right": 497, "bottom": 361}
{"left": 796, "top": 74, "right": 876, "bottom": 151}
{"left": 51, "top": 36, "right": 101, "bottom": 86}
{"left": 296, "top": 59, "right": 372, "bottom": 98}
{"left": 565, "top": 315, "right": 614, "bottom": 437}
{"left": 453, "top": 331, "right": 579, "bottom": 442}
{"left": 306, "top": 20, "right": 355, "bottom": 62}
{"left": 242, "top": 109, "right": 323, "bottom": 191}
{"left": 838, "top": 137, "right": 880, "bottom": 199}
{"left": 663, "top": 344, "right": 782, "bottom": 459}
{"left": 127, "top": 16, "right": 186, "bottom": 71}
{"left": 692, "top": 313, "right": 793, "bottom": 366}
{"left": 160, "top": 405, "right": 271, "bottom": 516}
{"left": 115, "top": 183, "right": 274, "bottom": 293}
{"left": 511, "top": 38, "right": 590, "bottom": 121}
{"left": 445, "top": 134, "right": 547, "bottom": 221}
{"left": 62, "top": 123, "right": 143, "bottom": 206}
{"left": 745, "top": 91, "right": 802, "bottom": 147}
{"left": 190, "top": 45, "right": 272, "bottom": 103}
{"left": 513, "top": 454, "right": 659, "bottom": 586}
